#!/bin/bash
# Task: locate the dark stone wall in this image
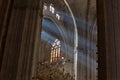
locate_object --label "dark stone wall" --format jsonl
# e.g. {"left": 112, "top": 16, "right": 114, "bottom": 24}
{"left": 97, "top": 0, "right": 120, "bottom": 80}
{"left": 0, "top": 0, "right": 43, "bottom": 80}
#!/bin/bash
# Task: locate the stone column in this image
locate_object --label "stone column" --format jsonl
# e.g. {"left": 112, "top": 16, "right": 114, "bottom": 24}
{"left": 0, "top": 0, "right": 12, "bottom": 71}
{"left": 98, "top": 0, "right": 120, "bottom": 80}
{"left": 0, "top": 0, "right": 43, "bottom": 80}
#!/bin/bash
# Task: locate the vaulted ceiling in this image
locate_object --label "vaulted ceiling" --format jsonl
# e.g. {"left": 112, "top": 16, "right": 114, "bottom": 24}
{"left": 44, "top": 0, "right": 96, "bottom": 24}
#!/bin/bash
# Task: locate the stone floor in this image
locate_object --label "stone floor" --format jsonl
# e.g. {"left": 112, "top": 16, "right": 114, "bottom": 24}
{"left": 34, "top": 60, "right": 74, "bottom": 80}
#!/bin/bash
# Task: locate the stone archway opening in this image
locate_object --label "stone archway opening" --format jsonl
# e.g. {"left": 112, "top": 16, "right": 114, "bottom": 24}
{"left": 32, "top": 0, "right": 98, "bottom": 80}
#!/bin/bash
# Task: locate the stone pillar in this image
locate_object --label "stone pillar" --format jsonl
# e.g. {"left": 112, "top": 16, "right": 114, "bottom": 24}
{"left": 97, "top": 0, "right": 120, "bottom": 80}
{"left": 0, "top": 0, "right": 12, "bottom": 71}
{"left": 0, "top": 0, "right": 43, "bottom": 80}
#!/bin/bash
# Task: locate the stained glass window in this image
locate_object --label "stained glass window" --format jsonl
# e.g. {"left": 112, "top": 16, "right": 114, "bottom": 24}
{"left": 50, "top": 39, "right": 61, "bottom": 62}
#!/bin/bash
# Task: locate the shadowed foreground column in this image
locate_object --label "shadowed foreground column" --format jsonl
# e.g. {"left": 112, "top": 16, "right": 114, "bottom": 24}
{"left": 97, "top": 0, "right": 120, "bottom": 80}
{"left": 0, "top": 0, "right": 42, "bottom": 80}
